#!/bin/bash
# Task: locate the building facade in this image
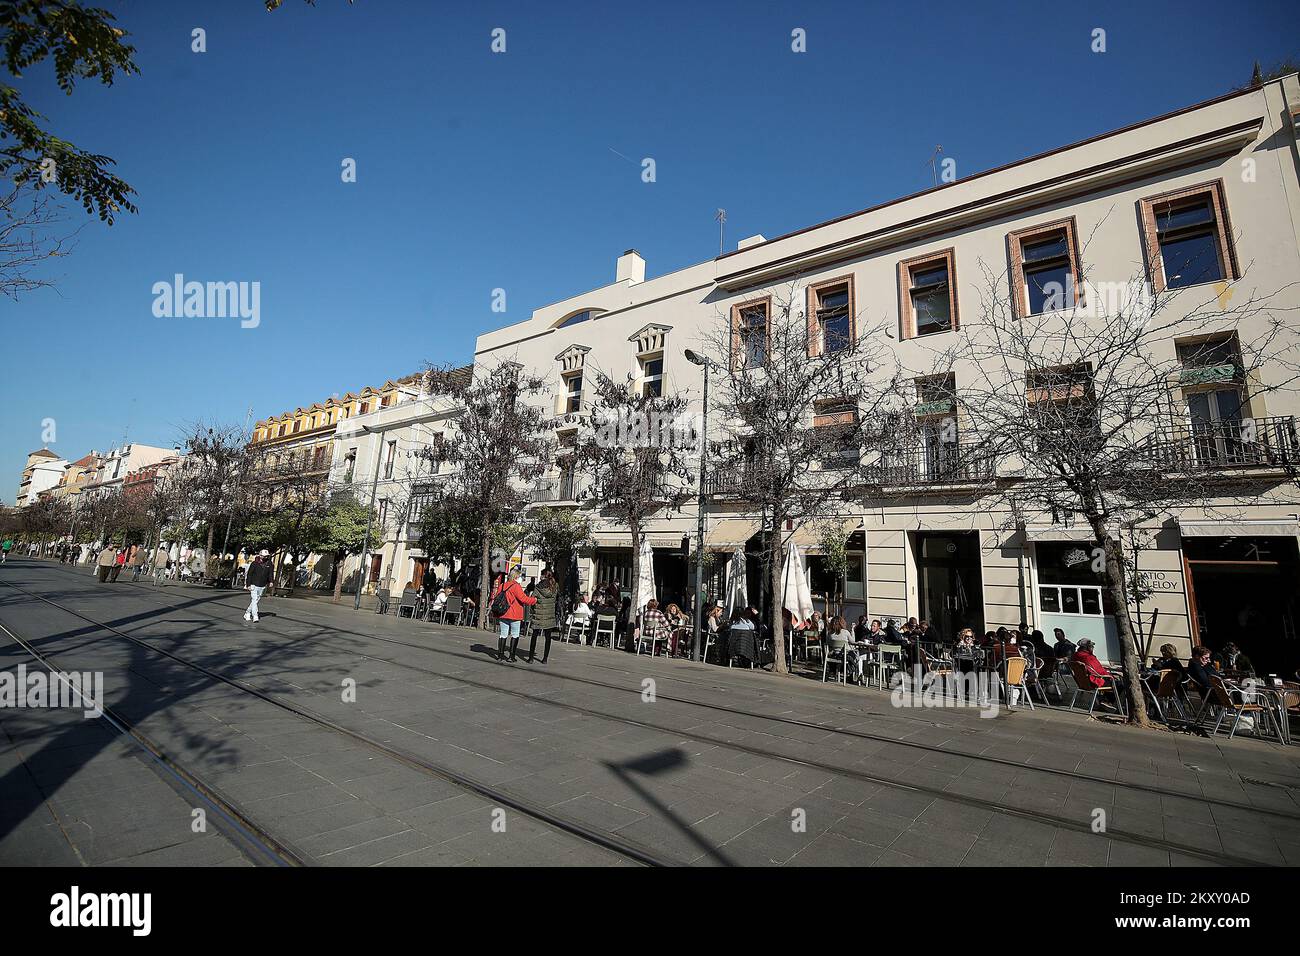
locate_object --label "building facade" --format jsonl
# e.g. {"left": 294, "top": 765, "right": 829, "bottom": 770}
{"left": 325, "top": 372, "right": 467, "bottom": 596}
{"left": 16, "top": 449, "right": 67, "bottom": 506}
{"left": 473, "top": 76, "right": 1300, "bottom": 673}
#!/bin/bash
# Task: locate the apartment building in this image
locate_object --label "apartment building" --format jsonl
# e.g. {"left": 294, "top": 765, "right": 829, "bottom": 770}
{"left": 474, "top": 75, "right": 1300, "bottom": 673}
{"left": 247, "top": 374, "right": 430, "bottom": 589}
{"left": 15, "top": 449, "right": 67, "bottom": 506}
{"left": 82, "top": 444, "right": 178, "bottom": 498}
{"left": 325, "top": 368, "right": 468, "bottom": 596}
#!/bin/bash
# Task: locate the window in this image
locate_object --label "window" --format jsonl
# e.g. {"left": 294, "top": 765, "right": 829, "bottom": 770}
{"left": 1178, "top": 335, "right": 1246, "bottom": 465}
{"left": 733, "top": 298, "right": 770, "bottom": 367}
{"left": 640, "top": 355, "right": 664, "bottom": 398}
{"left": 813, "top": 399, "right": 860, "bottom": 465}
{"left": 564, "top": 372, "right": 583, "bottom": 413}
{"left": 1139, "top": 181, "right": 1237, "bottom": 293}
{"left": 1008, "top": 220, "right": 1082, "bottom": 316}
{"left": 313, "top": 446, "right": 326, "bottom": 469}
{"left": 1026, "top": 363, "right": 1099, "bottom": 441}
{"left": 384, "top": 440, "right": 397, "bottom": 479}
{"left": 381, "top": 393, "right": 393, "bottom": 407}
{"left": 898, "top": 250, "right": 957, "bottom": 339}
{"left": 807, "top": 277, "right": 854, "bottom": 355}
{"left": 360, "top": 401, "right": 371, "bottom": 415}
{"left": 344, "top": 449, "right": 356, "bottom": 483}
{"left": 378, "top": 498, "right": 388, "bottom": 527}
{"left": 558, "top": 310, "right": 600, "bottom": 329}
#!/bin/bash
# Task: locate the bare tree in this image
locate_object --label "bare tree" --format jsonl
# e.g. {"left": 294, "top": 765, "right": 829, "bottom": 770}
{"left": 700, "top": 282, "right": 899, "bottom": 674}
{"left": 904, "top": 251, "right": 1300, "bottom": 725}
{"left": 0, "top": 183, "right": 76, "bottom": 300}
{"left": 178, "top": 421, "right": 251, "bottom": 578}
{"left": 571, "top": 368, "right": 696, "bottom": 627}
{"left": 420, "top": 362, "right": 551, "bottom": 625}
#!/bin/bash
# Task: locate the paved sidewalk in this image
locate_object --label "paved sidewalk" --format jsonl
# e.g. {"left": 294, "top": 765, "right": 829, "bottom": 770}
{"left": 3, "top": 558, "right": 1299, "bottom": 866}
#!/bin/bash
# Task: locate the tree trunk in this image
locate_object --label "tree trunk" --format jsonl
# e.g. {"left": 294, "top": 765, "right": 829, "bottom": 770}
{"left": 332, "top": 550, "right": 345, "bottom": 603}
{"left": 1088, "top": 517, "right": 1154, "bottom": 727}
{"left": 769, "top": 525, "right": 789, "bottom": 675}
{"left": 479, "top": 526, "right": 492, "bottom": 630}
{"left": 205, "top": 521, "right": 216, "bottom": 579}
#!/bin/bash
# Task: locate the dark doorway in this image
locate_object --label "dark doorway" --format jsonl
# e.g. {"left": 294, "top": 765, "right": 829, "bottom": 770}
{"left": 914, "top": 531, "right": 984, "bottom": 640}
{"left": 1186, "top": 535, "right": 1300, "bottom": 677}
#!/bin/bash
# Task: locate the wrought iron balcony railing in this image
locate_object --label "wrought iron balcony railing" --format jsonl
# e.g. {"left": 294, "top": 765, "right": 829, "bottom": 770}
{"left": 862, "top": 440, "right": 996, "bottom": 487}
{"left": 1137, "top": 415, "right": 1299, "bottom": 472}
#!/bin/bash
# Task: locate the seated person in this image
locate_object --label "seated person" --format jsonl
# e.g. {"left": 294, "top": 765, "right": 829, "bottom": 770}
{"left": 1187, "top": 646, "right": 1218, "bottom": 697}
{"left": 1052, "top": 627, "right": 1077, "bottom": 661}
{"left": 1073, "top": 639, "right": 1124, "bottom": 697}
{"left": 1213, "top": 642, "right": 1255, "bottom": 677}
{"left": 866, "top": 619, "right": 884, "bottom": 642}
{"left": 430, "top": 587, "right": 452, "bottom": 612}
{"left": 853, "top": 615, "right": 870, "bottom": 642}
{"left": 1152, "top": 643, "right": 1186, "bottom": 676}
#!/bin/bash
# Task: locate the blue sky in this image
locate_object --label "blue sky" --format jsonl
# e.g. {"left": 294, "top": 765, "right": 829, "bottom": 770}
{"left": 3, "top": 0, "right": 1296, "bottom": 501}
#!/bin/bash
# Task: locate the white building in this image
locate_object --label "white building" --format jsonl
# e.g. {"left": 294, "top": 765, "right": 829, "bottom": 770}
{"left": 15, "top": 449, "right": 68, "bottom": 506}
{"left": 473, "top": 76, "right": 1300, "bottom": 671}
{"left": 326, "top": 371, "right": 467, "bottom": 596}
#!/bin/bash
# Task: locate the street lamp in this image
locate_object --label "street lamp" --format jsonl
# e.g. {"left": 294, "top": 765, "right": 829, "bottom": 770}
{"left": 353, "top": 422, "right": 386, "bottom": 611}
{"left": 685, "top": 349, "right": 718, "bottom": 661}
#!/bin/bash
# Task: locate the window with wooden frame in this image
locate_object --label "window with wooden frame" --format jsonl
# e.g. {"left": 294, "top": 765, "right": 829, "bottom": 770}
{"left": 640, "top": 354, "right": 664, "bottom": 398}
{"left": 806, "top": 276, "right": 855, "bottom": 355}
{"left": 731, "top": 297, "right": 770, "bottom": 368}
{"left": 1025, "top": 362, "right": 1099, "bottom": 434}
{"left": 1138, "top": 181, "right": 1237, "bottom": 293}
{"left": 898, "top": 250, "right": 957, "bottom": 339}
{"left": 813, "top": 398, "right": 860, "bottom": 465}
{"left": 1007, "top": 219, "right": 1083, "bottom": 317}
{"left": 563, "top": 370, "right": 583, "bottom": 413}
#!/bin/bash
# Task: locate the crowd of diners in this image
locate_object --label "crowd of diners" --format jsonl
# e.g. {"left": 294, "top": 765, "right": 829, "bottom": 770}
{"left": 406, "top": 568, "right": 1268, "bottom": 716}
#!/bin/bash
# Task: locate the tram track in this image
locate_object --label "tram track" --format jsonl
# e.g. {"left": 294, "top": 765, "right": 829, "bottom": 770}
{"left": 89, "top": 570, "right": 1300, "bottom": 822}
{"left": 0, "top": 576, "right": 674, "bottom": 867}
{"left": 2, "top": 570, "right": 1291, "bottom": 866}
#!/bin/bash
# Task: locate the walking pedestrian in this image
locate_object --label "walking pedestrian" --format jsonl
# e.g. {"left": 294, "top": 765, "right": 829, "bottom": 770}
{"left": 109, "top": 547, "right": 127, "bottom": 582}
{"left": 96, "top": 545, "right": 116, "bottom": 583}
{"left": 1, "top": 537, "right": 11, "bottom": 564}
{"left": 490, "top": 566, "right": 536, "bottom": 662}
{"left": 244, "top": 551, "right": 272, "bottom": 623}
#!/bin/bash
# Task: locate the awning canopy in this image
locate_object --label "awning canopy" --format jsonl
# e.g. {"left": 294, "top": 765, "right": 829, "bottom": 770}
{"left": 705, "top": 518, "right": 760, "bottom": 548}
{"left": 1024, "top": 525, "right": 1096, "bottom": 542}
{"left": 1178, "top": 520, "right": 1300, "bottom": 538}
{"left": 783, "top": 517, "right": 863, "bottom": 551}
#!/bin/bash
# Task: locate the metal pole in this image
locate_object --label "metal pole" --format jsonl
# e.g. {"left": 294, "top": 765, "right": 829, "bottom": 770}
{"left": 693, "top": 363, "right": 709, "bottom": 661}
{"left": 1016, "top": 519, "right": 1029, "bottom": 634}
{"left": 353, "top": 427, "right": 384, "bottom": 611}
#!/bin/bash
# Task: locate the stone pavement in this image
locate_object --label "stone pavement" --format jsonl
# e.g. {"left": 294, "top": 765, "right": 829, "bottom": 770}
{"left": 2, "top": 558, "right": 1299, "bottom": 867}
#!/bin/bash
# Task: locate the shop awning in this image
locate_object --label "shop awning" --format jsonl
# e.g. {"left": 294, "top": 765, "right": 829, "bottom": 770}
{"left": 782, "top": 517, "right": 863, "bottom": 551}
{"left": 590, "top": 532, "right": 687, "bottom": 550}
{"left": 1178, "top": 520, "right": 1300, "bottom": 538}
{"left": 705, "top": 518, "right": 760, "bottom": 548}
{"left": 1023, "top": 525, "right": 1096, "bottom": 542}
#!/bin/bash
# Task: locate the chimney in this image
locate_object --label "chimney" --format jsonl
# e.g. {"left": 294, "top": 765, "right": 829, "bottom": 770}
{"left": 616, "top": 249, "right": 645, "bottom": 285}
{"left": 737, "top": 234, "right": 766, "bottom": 251}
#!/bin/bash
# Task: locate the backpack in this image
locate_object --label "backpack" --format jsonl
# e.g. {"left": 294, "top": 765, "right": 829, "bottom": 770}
{"left": 490, "top": 582, "right": 512, "bottom": 618}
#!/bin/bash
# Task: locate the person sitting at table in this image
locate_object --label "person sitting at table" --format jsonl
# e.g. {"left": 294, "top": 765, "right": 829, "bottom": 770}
{"left": 1153, "top": 643, "right": 1186, "bottom": 676}
{"left": 953, "top": 628, "right": 978, "bottom": 674}
{"left": 1187, "top": 646, "right": 1218, "bottom": 697}
{"left": 1029, "top": 629, "right": 1054, "bottom": 666}
{"left": 884, "top": 619, "right": 902, "bottom": 645}
{"left": 853, "top": 615, "right": 870, "bottom": 642}
{"left": 1073, "top": 639, "right": 1125, "bottom": 701}
{"left": 1213, "top": 642, "right": 1255, "bottom": 677}
{"left": 430, "top": 586, "right": 452, "bottom": 613}
{"left": 663, "top": 602, "right": 689, "bottom": 656}
{"left": 825, "top": 615, "right": 859, "bottom": 682}
{"left": 1051, "top": 627, "right": 1077, "bottom": 661}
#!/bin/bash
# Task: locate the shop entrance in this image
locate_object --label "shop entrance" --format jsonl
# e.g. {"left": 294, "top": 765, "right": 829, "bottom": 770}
{"left": 913, "top": 531, "right": 984, "bottom": 639}
{"left": 1185, "top": 535, "right": 1300, "bottom": 677}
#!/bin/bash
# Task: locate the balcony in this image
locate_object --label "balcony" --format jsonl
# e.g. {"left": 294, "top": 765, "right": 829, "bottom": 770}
{"left": 527, "top": 475, "right": 585, "bottom": 503}
{"left": 862, "top": 440, "right": 995, "bottom": 488}
{"left": 1137, "top": 416, "right": 1299, "bottom": 473}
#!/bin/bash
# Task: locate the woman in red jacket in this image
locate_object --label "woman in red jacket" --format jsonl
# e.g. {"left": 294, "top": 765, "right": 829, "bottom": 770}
{"left": 491, "top": 567, "right": 537, "bottom": 662}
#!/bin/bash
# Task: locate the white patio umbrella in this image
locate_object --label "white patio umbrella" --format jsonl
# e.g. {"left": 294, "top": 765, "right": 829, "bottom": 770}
{"left": 725, "top": 545, "right": 748, "bottom": 615}
{"left": 781, "top": 542, "right": 816, "bottom": 663}
{"left": 633, "top": 534, "right": 656, "bottom": 612}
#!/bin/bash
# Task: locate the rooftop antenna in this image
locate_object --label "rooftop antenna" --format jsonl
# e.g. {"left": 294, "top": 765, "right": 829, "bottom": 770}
{"left": 926, "top": 145, "right": 944, "bottom": 187}
{"left": 715, "top": 208, "right": 727, "bottom": 255}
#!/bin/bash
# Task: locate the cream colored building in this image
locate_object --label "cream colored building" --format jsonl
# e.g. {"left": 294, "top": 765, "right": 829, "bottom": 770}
{"left": 325, "top": 371, "right": 466, "bottom": 596}
{"left": 15, "top": 449, "right": 67, "bottom": 506}
{"left": 474, "top": 76, "right": 1300, "bottom": 672}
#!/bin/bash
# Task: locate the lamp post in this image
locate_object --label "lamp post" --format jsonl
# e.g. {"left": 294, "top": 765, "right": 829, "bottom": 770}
{"left": 685, "top": 349, "right": 718, "bottom": 662}
{"left": 353, "top": 423, "right": 386, "bottom": 611}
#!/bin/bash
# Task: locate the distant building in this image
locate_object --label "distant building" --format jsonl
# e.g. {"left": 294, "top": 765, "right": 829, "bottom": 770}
{"left": 16, "top": 449, "right": 68, "bottom": 507}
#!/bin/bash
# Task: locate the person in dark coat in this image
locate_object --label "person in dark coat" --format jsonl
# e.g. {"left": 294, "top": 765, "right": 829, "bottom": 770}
{"left": 527, "top": 571, "right": 559, "bottom": 663}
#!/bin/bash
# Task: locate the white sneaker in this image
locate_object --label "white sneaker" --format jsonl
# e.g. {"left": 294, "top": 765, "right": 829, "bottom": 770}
{"left": 251, "top": 616, "right": 258, "bottom": 623}
{"left": 243, "top": 613, "right": 251, "bottom": 621}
